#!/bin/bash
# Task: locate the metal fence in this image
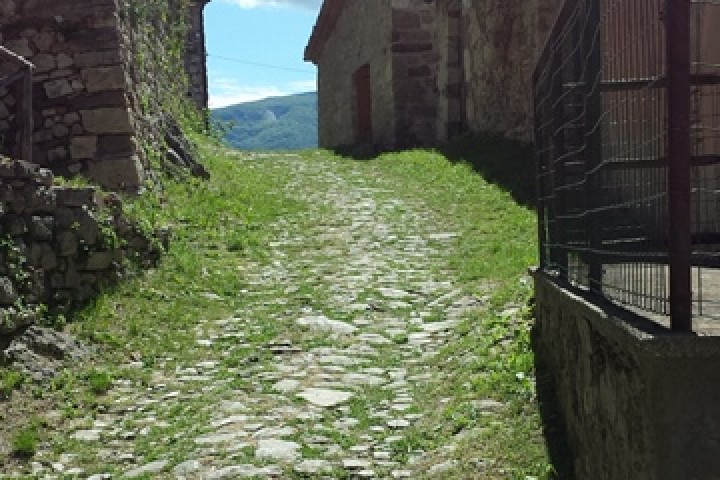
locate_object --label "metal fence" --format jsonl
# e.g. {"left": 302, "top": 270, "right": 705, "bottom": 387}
{"left": 534, "top": 0, "right": 720, "bottom": 331}
{"left": 0, "top": 46, "right": 34, "bottom": 163}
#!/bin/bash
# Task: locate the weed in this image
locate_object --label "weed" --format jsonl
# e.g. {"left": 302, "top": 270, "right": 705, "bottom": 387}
{"left": 87, "top": 370, "right": 113, "bottom": 395}
{"left": 0, "top": 369, "right": 24, "bottom": 400}
{"left": 11, "top": 426, "right": 39, "bottom": 458}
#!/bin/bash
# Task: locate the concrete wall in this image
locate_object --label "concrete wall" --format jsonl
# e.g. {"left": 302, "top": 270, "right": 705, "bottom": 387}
{"left": 534, "top": 272, "right": 720, "bottom": 480}
{"left": 315, "top": 0, "right": 394, "bottom": 148}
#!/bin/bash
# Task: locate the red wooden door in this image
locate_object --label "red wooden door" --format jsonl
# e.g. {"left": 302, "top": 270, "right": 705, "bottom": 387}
{"left": 354, "top": 65, "right": 372, "bottom": 143}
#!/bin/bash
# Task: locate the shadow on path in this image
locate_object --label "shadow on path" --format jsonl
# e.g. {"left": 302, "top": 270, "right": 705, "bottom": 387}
{"left": 438, "top": 133, "right": 536, "bottom": 208}
{"left": 333, "top": 133, "right": 536, "bottom": 208}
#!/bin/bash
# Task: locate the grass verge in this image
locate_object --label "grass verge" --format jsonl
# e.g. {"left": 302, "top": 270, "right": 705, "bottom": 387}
{"left": 354, "top": 144, "right": 558, "bottom": 478}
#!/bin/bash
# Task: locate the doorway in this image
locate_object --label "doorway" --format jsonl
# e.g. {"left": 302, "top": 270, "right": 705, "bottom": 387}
{"left": 354, "top": 64, "right": 373, "bottom": 143}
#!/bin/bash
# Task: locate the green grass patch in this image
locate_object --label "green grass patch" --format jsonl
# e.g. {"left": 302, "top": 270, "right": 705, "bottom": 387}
{"left": 10, "top": 424, "right": 40, "bottom": 458}
{"left": 345, "top": 143, "right": 554, "bottom": 478}
{"left": 0, "top": 369, "right": 24, "bottom": 400}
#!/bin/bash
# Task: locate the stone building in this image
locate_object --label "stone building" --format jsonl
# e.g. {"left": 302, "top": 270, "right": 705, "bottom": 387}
{"left": 305, "top": 0, "right": 563, "bottom": 149}
{"left": 185, "top": 0, "right": 212, "bottom": 111}
{"left": 0, "top": 0, "right": 211, "bottom": 189}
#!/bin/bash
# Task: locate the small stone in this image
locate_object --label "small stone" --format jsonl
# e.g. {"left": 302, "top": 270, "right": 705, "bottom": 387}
{"left": 294, "top": 459, "right": 333, "bottom": 474}
{"left": 333, "top": 417, "right": 359, "bottom": 429}
{"left": 253, "top": 426, "right": 297, "bottom": 438}
{"left": 428, "top": 460, "right": 457, "bottom": 475}
{"left": 73, "top": 429, "right": 102, "bottom": 441}
{"left": 388, "top": 419, "right": 411, "bottom": 429}
{"left": 123, "top": 460, "right": 168, "bottom": 478}
{"left": 298, "top": 388, "right": 353, "bottom": 407}
{"left": 205, "top": 465, "right": 282, "bottom": 479}
{"left": 473, "top": 399, "right": 506, "bottom": 411}
{"left": 194, "top": 432, "right": 246, "bottom": 445}
{"left": 297, "top": 315, "right": 357, "bottom": 335}
{"left": 391, "top": 470, "right": 413, "bottom": 478}
{"left": 255, "top": 439, "right": 301, "bottom": 463}
{"left": 342, "top": 459, "right": 372, "bottom": 470}
{"left": 273, "top": 379, "right": 300, "bottom": 393}
{"left": 173, "top": 460, "right": 201, "bottom": 475}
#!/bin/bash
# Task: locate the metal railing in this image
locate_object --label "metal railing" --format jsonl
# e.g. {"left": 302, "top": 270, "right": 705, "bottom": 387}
{"left": 0, "top": 46, "right": 34, "bottom": 163}
{"left": 534, "top": 0, "right": 720, "bottom": 331}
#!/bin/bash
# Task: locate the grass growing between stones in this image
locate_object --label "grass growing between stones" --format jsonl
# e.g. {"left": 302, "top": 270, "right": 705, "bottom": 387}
{"left": 0, "top": 145, "right": 305, "bottom": 472}
{"left": 354, "top": 146, "right": 556, "bottom": 478}
{"left": 0, "top": 138, "right": 559, "bottom": 478}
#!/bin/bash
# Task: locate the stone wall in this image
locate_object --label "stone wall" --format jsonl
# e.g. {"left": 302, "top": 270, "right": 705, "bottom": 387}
{"left": 0, "top": 0, "right": 142, "bottom": 189}
{"left": 435, "top": 0, "right": 463, "bottom": 142}
{"left": 308, "top": 0, "right": 564, "bottom": 147}
{"left": 391, "top": 0, "right": 440, "bottom": 148}
{"left": 185, "top": 0, "right": 211, "bottom": 112}
{"left": 534, "top": 272, "right": 720, "bottom": 480}
{"left": 315, "top": 0, "right": 394, "bottom": 148}
{"left": 461, "top": 0, "right": 563, "bottom": 142}
{"left": 0, "top": 157, "right": 162, "bottom": 334}
{"left": 0, "top": 0, "right": 204, "bottom": 335}
{"left": 0, "top": 0, "right": 208, "bottom": 189}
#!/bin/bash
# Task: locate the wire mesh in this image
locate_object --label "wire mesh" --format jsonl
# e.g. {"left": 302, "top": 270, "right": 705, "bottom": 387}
{"left": 534, "top": 0, "right": 720, "bottom": 328}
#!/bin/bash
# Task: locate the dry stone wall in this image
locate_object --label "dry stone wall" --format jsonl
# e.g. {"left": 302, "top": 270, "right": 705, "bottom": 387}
{"left": 0, "top": 0, "right": 206, "bottom": 334}
{"left": 0, "top": 157, "right": 162, "bottom": 334}
{"left": 0, "top": 0, "right": 208, "bottom": 189}
{"left": 185, "top": 0, "right": 211, "bottom": 111}
{"left": 0, "top": 0, "right": 142, "bottom": 189}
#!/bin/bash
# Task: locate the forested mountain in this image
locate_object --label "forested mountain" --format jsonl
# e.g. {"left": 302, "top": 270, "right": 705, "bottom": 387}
{"left": 211, "top": 92, "right": 318, "bottom": 150}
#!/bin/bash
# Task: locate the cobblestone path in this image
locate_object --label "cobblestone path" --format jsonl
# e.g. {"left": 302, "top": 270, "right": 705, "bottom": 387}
{"left": 9, "top": 153, "right": 487, "bottom": 479}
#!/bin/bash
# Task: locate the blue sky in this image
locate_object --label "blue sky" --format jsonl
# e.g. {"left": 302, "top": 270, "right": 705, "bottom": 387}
{"left": 205, "top": 0, "right": 322, "bottom": 108}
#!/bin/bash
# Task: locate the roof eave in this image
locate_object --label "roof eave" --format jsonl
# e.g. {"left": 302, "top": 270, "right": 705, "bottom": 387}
{"left": 304, "top": 0, "right": 346, "bottom": 64}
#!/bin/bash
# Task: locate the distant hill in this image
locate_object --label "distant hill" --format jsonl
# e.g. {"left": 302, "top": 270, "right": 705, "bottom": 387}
{"left": 211, "top": 92, "right": 318, "bottom": 150}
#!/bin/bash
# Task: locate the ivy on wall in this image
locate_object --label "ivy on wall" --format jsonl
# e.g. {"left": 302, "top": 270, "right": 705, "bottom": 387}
{"left": 119, "top": 0, "right": 205, "bottom": 174}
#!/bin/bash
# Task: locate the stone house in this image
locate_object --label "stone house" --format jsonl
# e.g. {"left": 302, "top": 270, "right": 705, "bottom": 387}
{"left": 305, "top": 0, "right": 563, "bottom": 149}
{"left": 0, "top": 0, "right": 210, "bottom": 189}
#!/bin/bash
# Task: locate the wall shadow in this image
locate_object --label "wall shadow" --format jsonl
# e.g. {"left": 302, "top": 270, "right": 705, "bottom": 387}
{"left": 531, "top": 325, "right": 577, "bottom": 480}
{"left": 438, "top": 132, "right": 536, "bottom": 208}
{"left": 334, "top": 133, "right": 536, "bottom": 207}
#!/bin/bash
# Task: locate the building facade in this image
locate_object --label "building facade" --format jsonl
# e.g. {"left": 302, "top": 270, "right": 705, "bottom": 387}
{"left": 305, "top": 0, "right": 563, "bottom": 149}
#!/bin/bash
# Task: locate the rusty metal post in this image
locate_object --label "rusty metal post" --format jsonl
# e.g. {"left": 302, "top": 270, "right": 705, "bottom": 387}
{"left": 585, "top": 0, "right": 603, "bottom": 293}
{"left": 551, "top": 46, "right": 568, "bottom": 275}
{"left": 666, "top": 0, "right": 692, "bottom": 331}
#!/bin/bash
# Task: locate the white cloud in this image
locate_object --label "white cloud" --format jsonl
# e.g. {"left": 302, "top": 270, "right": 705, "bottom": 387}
{"left": 219, "top": 0, "right": 321, "bottom": 10}
{"left": 289, "top": 79, "right": 318, "bottom": 91}
{"left": 209, "top": 76, "right": 317, "bottom": 108}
